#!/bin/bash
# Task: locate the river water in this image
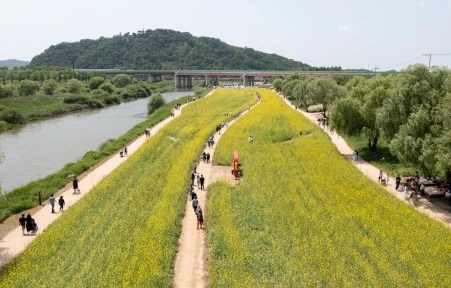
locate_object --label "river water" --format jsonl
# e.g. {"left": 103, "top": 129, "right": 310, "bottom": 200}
{"left": 0, "top": 91, "right": 192, "bottom": 193}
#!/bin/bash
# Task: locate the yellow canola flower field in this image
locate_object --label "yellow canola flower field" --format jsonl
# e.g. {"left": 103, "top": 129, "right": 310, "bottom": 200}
{"left": 208, "top": 88, "right": 451, "bottom": 287}
{"left": 0, "top": 89, "right": 255, "bottom": 287}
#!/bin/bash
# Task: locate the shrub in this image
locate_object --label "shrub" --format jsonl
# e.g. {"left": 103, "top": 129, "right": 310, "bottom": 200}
{"left": 0, "top": 84, "right": 17, "bottom": 98}
{"left": 19, "top": 80, "right": 40, "bottom": 96}
{"left": 67, "top": 79, "right": 82, "bottom": 93}
{"left": 85, "top": 99, "right": 104, "bottom": 108}
{"left": 0, "top": 120, "right": 10, "bottom": 132}
{"left": 147, "top": 93, "right": 165, "bottom": 115}
{"left": 127, "top": 84, "right": 148, "bottom": 98}
{"left": 0, "top": 109, "right": 26, "bottom": 124}
{"left": 102, "top": 95, "right": 121, "bottom": 105}
{"left": 89, "top": 76, "right": 105, "bottom": 90}
{"left": 99, "top": 82, "right": 114, "bottom": 93}
{"left": 92, "top": 89, "right": 109, "bottom": 97}
{"left": 42, "top": 79, "right": 58, "bottom": 95}
{"left": 113, "top": 74, "right": 132, "bottom": 88}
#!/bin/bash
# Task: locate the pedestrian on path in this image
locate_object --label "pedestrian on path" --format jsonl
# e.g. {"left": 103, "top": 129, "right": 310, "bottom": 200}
{"left": 200, "top": 175, "right": 205, "bottom": 190}
{"left": 191, "top": 172, "right": 195, "bottom": 186}
{"left": 58, "top": 196, "right": 65, "bottom": 212}
{"left": 192, "top": 197, "right": 199, "bottom": 213}
{"left": 73, "top": 176, "right": 80, "bottom": 194}
{"left": 196, "top": 206, "right": 204, "bottom": 230}
{"left": 404, "top": 182, "right": 410, "bottom": 200}
{"left": 25, "top": 213, "right": 37, "bottom": 234}
{"left": 19, "top": 214, "right": 27, "bottom": 235}
{"left": 206, "top": 153, "right": 211, "bottom": 163}
{"left": 378, "top": 170, "right": 383, "bottom": 184}
{"left": 196, "top": 175, "right": 201, "bottom": 189}
{"left": 123, "top": 146, "right": 128, "bottom": 156}
{"left": 49, "top": 194, "right": 56, "bottom": 213}
{"left": 395, "top": 175, "right": 401, "bottom": 190}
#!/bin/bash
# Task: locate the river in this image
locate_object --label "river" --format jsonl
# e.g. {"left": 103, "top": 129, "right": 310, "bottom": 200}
{"left": 0, "top": 91, "right": 192, "bottom": 193}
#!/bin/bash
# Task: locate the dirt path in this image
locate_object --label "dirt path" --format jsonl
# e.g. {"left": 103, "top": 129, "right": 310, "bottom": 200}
{"left": 280, "top": 95, "right": 451, "bottom": 228}
{"left": 173, "top": 101, "right": 257, "bottom": 288}
{"left": 0, "top": 103, "right": 188, "bottom": 267}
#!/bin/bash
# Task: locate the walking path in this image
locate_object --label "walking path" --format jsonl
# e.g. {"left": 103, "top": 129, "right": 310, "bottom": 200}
{"left": 0, "top": 103, "right": 187, "bottom": 267}
{"left": 173, "top": 102, "right": 258, "bottom": 288}
{"left": 280, "top": 95, "right": 451, "bottom": 228}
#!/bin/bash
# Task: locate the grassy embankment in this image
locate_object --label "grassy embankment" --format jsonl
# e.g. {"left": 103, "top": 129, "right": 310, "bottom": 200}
{"left": 0, "top": 94, "right": 192, "bottom": 223}
{"left": 0, "top": 80, "right": 176, "bottom": 132}
{"left": 0, "top": 88, "right": 255, "bottom": 287}
{"left": 207, "top": 88, "right": 451, "bottom": 287}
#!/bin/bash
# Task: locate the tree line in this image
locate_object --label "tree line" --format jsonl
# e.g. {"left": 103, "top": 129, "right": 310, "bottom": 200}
{"left": 274, "top": 64, "right": 451, "bottom": 179}
{"left": 30, "top": 29, "right": 341, "bottom": 71}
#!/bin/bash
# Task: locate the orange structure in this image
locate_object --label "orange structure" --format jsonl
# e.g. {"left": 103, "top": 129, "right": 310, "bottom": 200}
{"left": 233, "top": 151, "right": 239, "bottom": 179}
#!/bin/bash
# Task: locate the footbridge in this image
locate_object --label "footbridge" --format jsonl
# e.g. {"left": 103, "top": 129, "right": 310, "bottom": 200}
{"left": 75, "top": 69, "right": 386, "bottom": 89}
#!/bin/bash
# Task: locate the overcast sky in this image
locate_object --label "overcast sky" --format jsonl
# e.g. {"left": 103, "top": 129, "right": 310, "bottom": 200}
{"left": 1, "top": 0, "right": 450, "bottom": 70}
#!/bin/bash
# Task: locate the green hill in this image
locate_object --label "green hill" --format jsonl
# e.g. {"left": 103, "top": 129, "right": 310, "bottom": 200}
{"left": 30, "top": 29, "right": 335, "bottom": 71}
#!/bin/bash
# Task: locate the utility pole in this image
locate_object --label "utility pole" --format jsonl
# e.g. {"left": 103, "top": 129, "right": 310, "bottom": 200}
{"left": 423, "top": 53, "right": 451, "bottom": 71}
{"left": 423, "top": 53, "right": 432, "bottom": 70}
{"left": 372, "top": 65, "right": 379, "bottom": 75}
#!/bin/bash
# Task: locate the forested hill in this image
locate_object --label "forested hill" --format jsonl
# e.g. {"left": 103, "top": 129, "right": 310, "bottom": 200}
{"left": 30, "top": 29, "right": 337, "bottom": 71}
{"left": 0, "top": 59, "right": 29, "bottom": 68}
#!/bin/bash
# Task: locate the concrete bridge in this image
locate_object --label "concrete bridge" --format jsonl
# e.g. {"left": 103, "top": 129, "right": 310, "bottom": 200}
{"left": 75, "top": 69, "right": 386, "bottom": 89}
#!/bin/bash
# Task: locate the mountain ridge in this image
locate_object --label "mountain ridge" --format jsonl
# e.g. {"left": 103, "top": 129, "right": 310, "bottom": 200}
{"left": 30, "top": 29, "right": 341, "bottom": 71}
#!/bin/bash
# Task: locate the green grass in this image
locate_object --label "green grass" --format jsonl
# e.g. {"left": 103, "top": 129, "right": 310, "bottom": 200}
{"left": 0, "top": 95, "right": 194, "bottom": 223}
{"left": 0, "top": 88, "right": 255, "bottom": 287}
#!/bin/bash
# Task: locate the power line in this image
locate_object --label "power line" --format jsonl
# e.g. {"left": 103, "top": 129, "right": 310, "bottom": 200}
{"left": 378, "top": 55, "right": 424, "bottom": 70}
{"left": 423, "top": 53, "right": 451, "bottom": 70}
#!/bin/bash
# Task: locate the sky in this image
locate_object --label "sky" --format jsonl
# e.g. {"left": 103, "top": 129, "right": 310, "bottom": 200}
{"left": 0, "top": 0, "right": 450, "bottom": 70}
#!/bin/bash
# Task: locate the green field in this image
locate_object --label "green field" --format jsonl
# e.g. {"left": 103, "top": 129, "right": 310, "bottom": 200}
{"left": 207, "top": 89, "right": 451, "bottom": 287}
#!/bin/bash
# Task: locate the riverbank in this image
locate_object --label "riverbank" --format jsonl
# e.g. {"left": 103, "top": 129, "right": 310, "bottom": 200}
{"left": 0, "top": 94, "right": 200, "bottom": 226}
{"left": 0, "top": 80, "right": 177, "bottom": 133}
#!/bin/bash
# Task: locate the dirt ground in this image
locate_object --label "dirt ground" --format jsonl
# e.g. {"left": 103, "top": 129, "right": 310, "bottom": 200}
{"left": 172, "top": 99, "right": 257, "bottom": 288}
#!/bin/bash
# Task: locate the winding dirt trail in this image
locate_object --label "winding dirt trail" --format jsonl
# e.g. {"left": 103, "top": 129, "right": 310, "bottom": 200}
{"left": 0, "top": 104, "right": 186, "bottom": 267}
{"left": 280, "top": 95, "right": 451, "bottom": 228}
{"left": 173, "top": 101, "right": 258, "bottom": 288}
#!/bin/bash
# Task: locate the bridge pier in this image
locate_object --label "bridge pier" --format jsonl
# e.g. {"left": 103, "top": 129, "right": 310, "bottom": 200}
{"left": 205, "top": 76, "right": 219, "bottom": 86}
{"left": 175, "top": 76, "right": 193, "bottom": 90}
{"left": 243, "top": 76, "right": 255, "bottom": 87}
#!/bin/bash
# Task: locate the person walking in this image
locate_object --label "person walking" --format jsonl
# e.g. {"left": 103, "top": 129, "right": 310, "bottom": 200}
{"left": 378, "top": 170, "right": 383, "bottom": 183}
{"left": 49, "top": 194, "right": 56, "bottom": 213}
{"left": 25, "top": 214, "right": 37, "bottom": 234}
{"left": 395, "top": 175, "right": 401, "bottom": 190}
{"left": 196, "top": 206, "right": 204, "bottom": 230}
{"left": 58, "top": 196, "right": 65, "bottom": 212}
{"left": 404, "top": 182, "right": 410, "bottom": 200}
{"left": 196, "top": 175, "right": 201, "bottom": 189}
{"left": 123, "top": 146, "right": 128, "bottom": 156}
{"left": 191, "top": 172, "right": 195, "bottom": 186}
{"left": 192, "top": 197, "right": 199, "bottom": 213}
{"left": 206, "top": 153, "right": 211, "bottom": 164}
{"left": 73, "top": 176, "right": 80, "bottom": 194}
{"left": 19, "top": 214, "right": 27, "bottom": 235}
{"left": 200, "top": 175, "right": 205, "bottom": 190}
